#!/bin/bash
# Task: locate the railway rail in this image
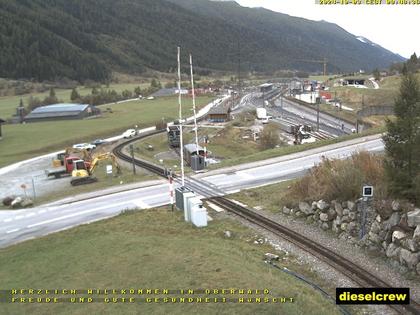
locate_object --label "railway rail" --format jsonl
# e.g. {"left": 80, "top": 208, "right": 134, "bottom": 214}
{"left": 113, "top": 129, "right": 419, "bottom": 315}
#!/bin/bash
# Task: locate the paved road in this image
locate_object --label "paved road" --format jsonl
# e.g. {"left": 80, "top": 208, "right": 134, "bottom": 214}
{"left": 0, "top": 135, "right": 383, "bottom": 248}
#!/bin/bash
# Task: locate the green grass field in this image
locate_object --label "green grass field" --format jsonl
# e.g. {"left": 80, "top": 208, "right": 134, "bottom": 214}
{"left": 0, "top": 95, "right": 214, "bottom": 168}
{"left": 0, "top": 83, "right": 151, "bottom": 118}
{"left": 133, "top": 124, "right": 263, "bottom": 171}
{"left": 0, "top": 207, "right": 341, "bottom": 315}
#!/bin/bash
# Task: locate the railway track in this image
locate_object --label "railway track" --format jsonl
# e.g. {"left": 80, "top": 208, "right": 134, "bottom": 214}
{"left": 113, "top": 129, "right": 419, "bottom": 315}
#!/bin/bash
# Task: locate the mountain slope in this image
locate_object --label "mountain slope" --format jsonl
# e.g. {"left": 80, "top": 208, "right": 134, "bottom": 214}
{"left": 169, "top": 0, "right": 404, "bottom": 72}
{"left": 0, "top": 0, "right": 404, "bottom": 82}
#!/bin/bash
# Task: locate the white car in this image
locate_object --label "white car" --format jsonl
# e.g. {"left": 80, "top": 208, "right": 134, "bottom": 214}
{"left": 72, "top": 143, "right": 96, "bottom": 150}
{"left": 123, "top": 129, "right": 137, "bottom": 138}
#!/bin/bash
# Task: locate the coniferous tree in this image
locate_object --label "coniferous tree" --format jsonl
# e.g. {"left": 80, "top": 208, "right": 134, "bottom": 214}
{"left": 382, "top": 64, "right": 420, "bottom": 202}
{"left": 70, "top": 88, "right": 80, "bottom": 101}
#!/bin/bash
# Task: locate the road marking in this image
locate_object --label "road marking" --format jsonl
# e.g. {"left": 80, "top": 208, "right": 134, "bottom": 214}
{"left": 25, "top": 212, "right": 36, "bottom": 218}
{"left": 3, "top": 218, "right": 12, "bottom": 223}
{"left": 237, "top": 172, "right": 254, "bottom": 180}
{"left": 225, "top": 189, "right": 240, "bottom": 194}
{"left": 6, "top": 228, "right": 20, "bottom": 234}
{"left": 38, "top": 209, "right": 46, "bottom": 214}
{"left": 26, "top": 200, "right": 130, "bottom": 229}
{"left": 142, "top": 193, "right": 170, "bottom": 201}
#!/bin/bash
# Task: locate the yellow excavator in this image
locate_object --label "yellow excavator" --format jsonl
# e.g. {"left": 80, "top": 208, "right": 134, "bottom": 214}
{"left": 70, "top": 153, "right": 121, "bottom": 186}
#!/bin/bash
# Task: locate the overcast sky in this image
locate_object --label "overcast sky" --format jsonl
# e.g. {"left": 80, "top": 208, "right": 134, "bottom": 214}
{"left": 236, "top": 0, "right": 419, "bottom": 59}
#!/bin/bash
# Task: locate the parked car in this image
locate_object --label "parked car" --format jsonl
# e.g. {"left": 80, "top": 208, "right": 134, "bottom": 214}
{"left": 122, "top": 129, "right": 137, "bottom": 138}
{"left": 72, "top": 143, "right": 96, "bottom": 150}
{"left": 91, "top": 139, "right": 108, "bottom": 146}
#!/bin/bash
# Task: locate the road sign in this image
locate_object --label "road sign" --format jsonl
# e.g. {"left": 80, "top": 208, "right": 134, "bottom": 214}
{"left": 106, "top": 165, "right": 113, "bottom": 174}
{"left": 362, "top": 185, "right": 373, "bottom": 197}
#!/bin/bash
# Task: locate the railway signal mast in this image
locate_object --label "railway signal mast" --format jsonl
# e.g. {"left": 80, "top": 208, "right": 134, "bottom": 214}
{"left": 177, "top": 47, "right": 185, "bottom": 186}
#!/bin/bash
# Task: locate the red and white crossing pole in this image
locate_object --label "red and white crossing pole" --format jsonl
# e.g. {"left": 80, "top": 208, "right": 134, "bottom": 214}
{"left": 168, "top": 170, "right": 174, "bottom": 211}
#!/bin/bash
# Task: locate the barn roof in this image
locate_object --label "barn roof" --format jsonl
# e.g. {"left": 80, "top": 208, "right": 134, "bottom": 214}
{"left": 30, "top": 104, "right": 89, "bottom": 113}
{"left": 208, "top": 103, "right": 230, "bottom": 115}
{"left": 25, "top": 103, "right": 89, "bottom": 119}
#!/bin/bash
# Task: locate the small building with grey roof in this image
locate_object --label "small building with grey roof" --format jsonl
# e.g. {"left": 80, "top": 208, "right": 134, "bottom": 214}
{"left": 207, "top": 102, "right": 231, "bottom": 122}
{"left": 24, "top": 103, "right": 100, "bottom": 123}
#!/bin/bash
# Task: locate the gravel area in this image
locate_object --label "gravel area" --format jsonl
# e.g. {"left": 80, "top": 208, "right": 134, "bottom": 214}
{"left": 0, "top": 154, "right": 71, "bottom": 201}
{"left": 214, "top": 203, "right": 420, "bottom": 315}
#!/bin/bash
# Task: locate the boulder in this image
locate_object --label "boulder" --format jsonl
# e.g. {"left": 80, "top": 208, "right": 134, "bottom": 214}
{"left": 317, "top": 200, "right": 329, "bottom": 211}
{"left": 407, "top": 209, "right": 420, "bottom": 227}
{"left": 2, "top": 196, "right": 16, "bottom": 206}
{"left": 21, "top": 198, "right": 34, "bottom": 208}
{"left": 327, "top": 209, "right": 337, "bottom": 220}
{"left": 311, "top": 201, "right": 318, "bottom": 210}
{"left": 417, "top": 262, "right": 420, "bottom": 275}
{"left": 341, "top": 215, "right": 351, "bottom": 223}
{"left": 386, "top": 243, "right": 401, "bottom": 259}
{"left": 282, "top": 206, "right": 291, "bottom": 215}
{"left": 391, "top": 200, "right": 400, "bottom": 212}
{"left": 375, "top": 215, "right": 382, "bottom": 223}
{"left": 224, "top": 231, "right": 232, "bottom": 238}
{"left": 319, "top": 210, "right": 335, "bottom": 222}
{"left": 403, "top": 239, "right": 419, "bottom": 252}
{"left": 342, "top": 209, "right": 350, "bottom": 217}
{"left": 11, "top": 197, "right": 23, "bottom": 208}
{"left": 392, "top": 230, "right": 407, "bottom": 244}
{"left": 264, "top": 253, "right": 279, "bottom": 261}
{"left": 383, "top": 212, "right": 400, "bottom": 230}
{"left": 399, "top": 248, "right": 420, "bottom": 269}
{"left": 321, "top": 222, "right": 330, "bottom": 230}
{"left": 334, "top": 201, "right": 344, "bottom": 216}
{"left": 347, "top": 201, "right": 356, "bottom": 211}
{"left": 333, "top": 216, "right": 342, "bottom": 226}
{"left": 348, "top": 221, "right": 357, "bottom": 232}
{"left": 299, "top": 202, "right": 313, "bottom": 215}
{"left": 370, "top": 221, "right": 381, "bottom": 234}
{"left": 381, "top": 241, "right": 388, "bottom": 251}
{"left": 398, "top": 214, "right": 410, "bottom": 230}
{"left": 368, "top": 231, "right": 382, "bottom": 244}
{"left": 340, "top": 223, "right": 348, "bottom": 231}
{"left": 295, "top": 211, "right": 304, "bottom": 218}
{"left": 332, "top": 223, "right": 340, "bottom": 234}
{"left": 413, "top": 226, "right": 420, "bottom": 241}
{"left": 306, "top": 215, "right": 315, "bottom": 224}
{"left": 348, "top": 212, "right": 357, "bottom": 221}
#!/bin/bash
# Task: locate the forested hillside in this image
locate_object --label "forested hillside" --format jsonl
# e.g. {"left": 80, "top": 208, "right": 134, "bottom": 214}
{"left": 0, "top": 0, "right": 404, "bottom": 82}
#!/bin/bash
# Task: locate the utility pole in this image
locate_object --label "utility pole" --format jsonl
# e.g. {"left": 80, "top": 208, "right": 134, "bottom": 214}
{"left": 237, "top": 40, "right": 241, "bottom": 100}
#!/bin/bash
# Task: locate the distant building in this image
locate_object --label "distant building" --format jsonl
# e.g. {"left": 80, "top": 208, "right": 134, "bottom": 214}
{"left": 259, "top": 83, "right": 273, "bottom": 93}
{"left": 24, "top": 103, "right": 100, "bottom": 123}
{"left": 342, "top": 78, "right": 366, "bottom": 86}
{"left": 0, "top": 118, "right": 5, "bottom": 139}
{"left": 151, "top": 88, "right": 188, "bottom": 97}
{"left": 208, "top": 103, "right": 231, "bottom": 122}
